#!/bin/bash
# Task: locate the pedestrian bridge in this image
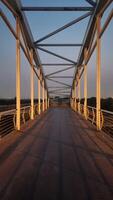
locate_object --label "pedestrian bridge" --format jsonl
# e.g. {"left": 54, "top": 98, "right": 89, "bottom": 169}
{"left": 0, "top": 0, "right": 113, "bottom": 199}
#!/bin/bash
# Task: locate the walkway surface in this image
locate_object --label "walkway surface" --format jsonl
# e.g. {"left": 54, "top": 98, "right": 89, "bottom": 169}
{"left": 0, "top": 108, "right": 113, "bottom": 200}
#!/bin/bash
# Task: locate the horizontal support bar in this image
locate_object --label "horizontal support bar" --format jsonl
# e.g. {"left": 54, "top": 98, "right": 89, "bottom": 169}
{"left": 42, "top": 64, "right": 73, "bottom": 66}
{"left": 50, "top": 95, "right": 70, "bottom": 97}
{"left": 50, "top": 90, "right": 70, "bottom": 93}
{"left": 48, "top": 86, "right": 70, "bottom": 89}
{"left": 50, "top": 93, "right": 71, "bottom": 95}
{"left": 35, "top": 44, "right": 82, "bottom": 47}
{"left": 49, "top": 88, "right": 71, "bottom": 93}
{"left": 47, "top": 76, "right": 73, "bottom": 78}
{"left": 21, "top": 6, "right": 94, "bottom": 12}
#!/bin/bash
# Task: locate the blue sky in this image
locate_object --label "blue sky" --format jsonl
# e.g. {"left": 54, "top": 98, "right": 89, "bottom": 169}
{"left": 0, "top": 0, "right": 113, "bottom": 98}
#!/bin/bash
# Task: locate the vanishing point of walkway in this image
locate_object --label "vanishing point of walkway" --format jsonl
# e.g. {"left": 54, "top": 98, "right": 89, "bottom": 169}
{"left": 0, "top": 108, "right": 113, "bottom": 200}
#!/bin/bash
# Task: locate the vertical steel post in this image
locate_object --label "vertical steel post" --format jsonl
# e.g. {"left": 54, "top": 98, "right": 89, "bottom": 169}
{"left": 38, "top": 68, "right": 41, "bottom": 114}
{"left": 78, "top": 70, "right": 81, "bottom": 113}
{"left": 16, "top": 17, "right": 21, "bottom": 130}
{"left": 96, "top": 15, "right": 101, "bottom": 130}
{"left": 48, "top": 98, "right": 49, "bottom": 108}
{"left": 73, "top": 88, "right": 75, "bottom": 109}
{"left": 45, "top": 89, "right": 47, "bottom": 110}
{"left": 42, "top": 80, "right": 45, "bottom": 112}
{"left": 70, "top": 98, "right": 71, "bottom": 108}
{"left": 84, "top": 48, "right": 88, "bottom": 119}
{"left": 46, "top": 90, "right": 47, "bottom": 110}
{"left": 71, "top": 89, "right": 73, "bottom": 109}
{"left": 74, "top": 80, "right": 77, "bottom": 111}
{"left": 30, "top": 49, "right": 34, "bottom": 120}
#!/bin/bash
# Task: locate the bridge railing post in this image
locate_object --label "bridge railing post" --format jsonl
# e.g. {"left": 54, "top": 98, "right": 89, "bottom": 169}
{"left": 30, "top": 49, "right": 34, "bottom": 120}
{"left": 16, "top": 17, "right": 21, "bottom": 131}
{"left": 96, "top": 15, "right": 101, "bottom": 130}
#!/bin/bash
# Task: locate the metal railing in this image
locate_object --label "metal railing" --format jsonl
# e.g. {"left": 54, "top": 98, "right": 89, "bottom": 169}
{"left": 0, "top": 109, "right": 15, "bottom": 137}
{"left": 72, "top": 103, "right": 113, "bottom": 136}
{"left": 0, "top": 104, "right": 43, "bottom": 138}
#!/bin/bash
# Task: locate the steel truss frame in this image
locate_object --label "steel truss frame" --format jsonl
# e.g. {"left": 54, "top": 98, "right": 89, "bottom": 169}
{"left": 1, "top": 0, "right": 113, "bottom": 130}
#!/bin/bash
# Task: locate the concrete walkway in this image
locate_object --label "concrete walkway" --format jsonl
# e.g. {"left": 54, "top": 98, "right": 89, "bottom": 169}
{"left": 0, "top": 108, "right": 113, "bottom": 200}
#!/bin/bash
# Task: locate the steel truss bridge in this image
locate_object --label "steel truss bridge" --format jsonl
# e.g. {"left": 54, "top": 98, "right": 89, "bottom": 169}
{"left": 0, "top": 0, "right": 113, "bottom": 199}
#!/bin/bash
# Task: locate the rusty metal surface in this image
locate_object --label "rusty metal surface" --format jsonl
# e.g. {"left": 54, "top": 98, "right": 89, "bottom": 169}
{"left": 0, "top": 108, "right": 113, "bottom": 200}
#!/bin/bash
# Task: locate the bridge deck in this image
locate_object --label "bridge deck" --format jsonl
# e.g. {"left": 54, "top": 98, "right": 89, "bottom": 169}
{"left": 0, "top": 108, "right": 113, "bottom": 200}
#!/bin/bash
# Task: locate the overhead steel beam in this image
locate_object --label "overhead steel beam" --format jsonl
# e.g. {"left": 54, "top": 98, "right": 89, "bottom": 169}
{"left": 1, "top": 0, "right": 18, "bottom": 16}
{"left": 21, "top": 6, "right": 94, "bottom": 12}
{"left": 37, "top": 47, "right": 77, "bottom": 64}
{"left": 47, "top": 78, "right": 71, "bottom": 87}
{"left": 72, "top": 0, "right": 112, "bottom": 88}
{"left": 76, "top": 7, "right": 113, "bottom": 86}
{"left": 100, "top": 8, "right": 113, "bottom": 38}
{"left": 85, "top": 8, "right": 113, "bottom": 65}
{"left": 45, "top": 66, "right": 75, "bottom": 77}
{"left": 77, "top": 0, "right": 112, "bottom": 67}
{"left": 50, "top": 90, "right": 70, "bottom": 94}
{"left": 49, "top": 88, "right": 71, "bottom": 93}
{"left": 51, "top": 93, "right": 70, "bottom": 96}
{"left": 85, "top": 0, "right": 96, "bottom": 7}
{"left": 48, "top": 86, "right": 70, "bottom": 89}
{"left": 35, "top": 12, "right": 92, "bottom": 43}
{"left": 51, "top": 94, "right": 70, "bottom": 97}
{"left": 35, "top": 44, "right": 83, "bottom": 47}
{"left": 42, "top": 64, "right": 73, "bottom": 66}
{"left": 2, "top": 0, "right": 48, "bottom": 93}
{"left": 0, "top": 7, "right": 41, "bottom": 86}
{"left": 77, "top": 2, "right": 113, "bottom": 84}
{"left": 50, "top": 92, "right": 71, "bottom": 95}
{"left": 48, "top": 76, "right": 73, "bottom": 78}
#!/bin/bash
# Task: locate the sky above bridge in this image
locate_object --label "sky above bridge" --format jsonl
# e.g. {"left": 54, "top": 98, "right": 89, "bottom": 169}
{"left": 0, "top": 0, "right": 113, "bottom": 99}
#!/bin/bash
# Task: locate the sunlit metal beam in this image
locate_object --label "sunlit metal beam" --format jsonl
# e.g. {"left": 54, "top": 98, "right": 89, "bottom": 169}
{"left": 16, "top": 17, "right": 21, "bottom": 131}
{"left": 30, "top": 49, "right": 34, "bottom": 120}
